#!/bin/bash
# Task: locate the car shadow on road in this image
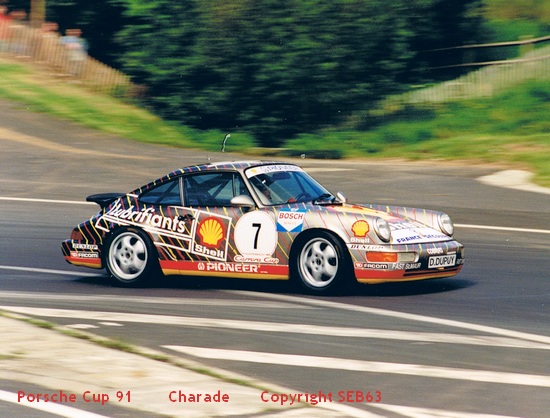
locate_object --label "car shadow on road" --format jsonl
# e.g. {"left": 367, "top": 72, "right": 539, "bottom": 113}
{"left": 348, "top": 278, "right": 475, "bottom": 297}
{"left": 75, "top": 274, "right": 475, "bottom": 298}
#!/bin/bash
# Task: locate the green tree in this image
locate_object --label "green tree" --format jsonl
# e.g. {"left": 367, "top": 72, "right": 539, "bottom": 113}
{"left": 5, "top": 1, "right": 483, "bottom": 145}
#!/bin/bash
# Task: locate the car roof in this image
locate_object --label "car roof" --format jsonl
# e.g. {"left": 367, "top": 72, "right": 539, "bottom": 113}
{"left": 170, "top": 160, "right": 292, "bottom": 177}
{"left": 135, "top": 160, "right": 295, "bottom": 194}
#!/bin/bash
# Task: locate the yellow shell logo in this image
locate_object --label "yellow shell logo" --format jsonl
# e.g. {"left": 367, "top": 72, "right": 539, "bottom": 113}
{"left": 198, "top": 217, "right": 224, "bottom": 246}
{"left": 352, "top": 220, "right": 369, "bottom": 237}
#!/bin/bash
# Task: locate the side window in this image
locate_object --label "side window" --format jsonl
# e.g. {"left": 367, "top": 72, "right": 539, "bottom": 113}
{"left": 139, "top": 179, "right": 182, "bottom": 206}
{"left": 184, "top": 173, "right": 250, "bottom": 207}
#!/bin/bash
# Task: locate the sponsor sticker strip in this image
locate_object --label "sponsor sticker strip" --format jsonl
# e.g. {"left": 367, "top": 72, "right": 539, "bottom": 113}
{"left": 428, "top": 254, "right": 457, "bottom": 269}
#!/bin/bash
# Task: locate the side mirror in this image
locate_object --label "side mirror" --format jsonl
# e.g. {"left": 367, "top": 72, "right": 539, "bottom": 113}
{"left": 336, "top": 192, "right": 347, "bottom": 204}
{"left": 230, "top": 195, "right": 256, "bottom": 209}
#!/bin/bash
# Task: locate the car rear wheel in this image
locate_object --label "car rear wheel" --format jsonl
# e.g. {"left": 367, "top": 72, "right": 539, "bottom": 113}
{"left": 293, "top": 231, "right": 350, "bottom": 294}
{"left": 105, "top": 228, "right": 158, "bottom": 286}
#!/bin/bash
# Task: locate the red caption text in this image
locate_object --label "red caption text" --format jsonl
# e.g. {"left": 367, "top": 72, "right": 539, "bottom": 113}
{"left": 18, "top": 390, "right": 131, "bottom": 405}
{"left": 261, "top": 390, "right": 382, "bottom": 406}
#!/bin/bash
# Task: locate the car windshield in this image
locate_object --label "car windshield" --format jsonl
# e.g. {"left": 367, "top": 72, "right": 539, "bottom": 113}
{"left": 245, "top": 164, "right": 331, "bottom": 206}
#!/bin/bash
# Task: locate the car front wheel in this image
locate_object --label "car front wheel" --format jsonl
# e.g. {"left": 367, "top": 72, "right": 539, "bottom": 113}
{"left": 105, "top": 228, "right": 158, "bottom": 286}
{"left": 293, "top": 231, "right": 350, "bottom": 294}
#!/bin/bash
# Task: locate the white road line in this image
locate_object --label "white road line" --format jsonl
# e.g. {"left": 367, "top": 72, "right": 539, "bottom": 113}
{"left": 455, "top": 223, "right": 550, "bottom": 234}
{"left": 163, "top": 345, "right": 550, "bottom": 388}
{"left": 1, "top": 195, "right": 550, "bottom": 234}
{"left": 3, "top": 264, "right": 550, "bottom": 346}
{"left": 234, "top": 291, "right": 550, "bottom": 346}
{"left": 1, "top": 306, "right": 549, "bottom": 350}
{"left": 65, "top": 324, "right": 99, "bottom": 330}
{"left": 0, "top": 265, "right": 100, "bottom": 277}
{"left": 303, "top": 167, "right": 354, "bottom": 172}
{"left": 0, "top": 196, "right": 94, "bottom": 205}
{"left": 0, "top": 389, "right": 110, "bottom": 418}
{"left": 0, "top": 291, "right": 316, "bottom": 310}
{"left": 370, "top": 403, "right": 517, "bottom": 418}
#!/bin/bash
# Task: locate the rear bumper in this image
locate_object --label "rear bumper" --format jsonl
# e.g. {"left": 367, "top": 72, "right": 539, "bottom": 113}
{"left": 62, "top": 240, "right": 103, "bottom": 269}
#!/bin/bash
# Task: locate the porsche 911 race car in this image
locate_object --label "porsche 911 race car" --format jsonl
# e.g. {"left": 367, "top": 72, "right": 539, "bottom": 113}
{"left": 62, "top": 161, "right": 464, "bottom": 294}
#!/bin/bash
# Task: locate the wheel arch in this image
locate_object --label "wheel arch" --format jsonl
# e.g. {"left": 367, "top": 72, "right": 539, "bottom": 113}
{"left": 102, "top": 225, "right": 161, "bottom": 286}
{"left": 290, "top": 227, "right": 350, "bottom": 261}
{"left": 289, "top": 227, "right": 355, "bottom": 282}
{"left": 101, "top": 224, "right": 159, "bottom": 265}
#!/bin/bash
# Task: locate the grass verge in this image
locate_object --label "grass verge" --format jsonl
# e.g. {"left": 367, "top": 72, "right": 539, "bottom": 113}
{"left": 285, "top": 80, "right": 550, "bottom": 187}
{"left": 0, "top": 58, "right": 256, "bottom": 152}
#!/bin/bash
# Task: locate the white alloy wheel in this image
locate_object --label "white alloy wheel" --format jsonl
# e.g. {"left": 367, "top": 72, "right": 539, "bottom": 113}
{"left": 297, "top": 235, "right": 341, "bottom": 291}
{"left": 106, "top": 229, "right": 154, "bottom": 285}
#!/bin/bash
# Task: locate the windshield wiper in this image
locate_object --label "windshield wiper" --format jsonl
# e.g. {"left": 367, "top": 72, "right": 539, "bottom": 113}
{"left": 312, "top": 193, "right": 341, "bottom": 205}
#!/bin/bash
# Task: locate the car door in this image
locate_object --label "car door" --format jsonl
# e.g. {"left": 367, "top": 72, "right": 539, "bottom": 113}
{"left": 181, "top": 171, "right": 284, "bottom": 278}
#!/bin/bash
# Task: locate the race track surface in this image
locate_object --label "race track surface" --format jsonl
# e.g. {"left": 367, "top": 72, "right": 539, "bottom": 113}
{"left": 1, "top": 99, "right": 549, "bottom": 417}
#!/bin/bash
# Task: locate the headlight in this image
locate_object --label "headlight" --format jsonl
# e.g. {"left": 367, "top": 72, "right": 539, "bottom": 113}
{"left": 438, "top": 213, "right": 454, "bottom": 236}
{"left": 373, "top": 217, "right": 391, "bottom": 243}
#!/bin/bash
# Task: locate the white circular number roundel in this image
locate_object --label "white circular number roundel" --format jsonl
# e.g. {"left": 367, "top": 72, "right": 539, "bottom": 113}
{"left": 234, "top": 211, "right": 277, "bottom": 256}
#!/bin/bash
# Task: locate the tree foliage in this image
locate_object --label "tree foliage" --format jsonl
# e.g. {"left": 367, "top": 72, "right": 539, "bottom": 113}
{"left": 113, "top": 0, "right": 483, "bottom": 146}
{"left": 5, "top": 0, "right": 484, "bottom": 146}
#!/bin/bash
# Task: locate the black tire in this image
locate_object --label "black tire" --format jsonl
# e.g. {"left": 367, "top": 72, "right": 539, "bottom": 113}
{"left": 292, "top": 230, "right": 352, "bottom": 294}
{"left": 104, "top": 227, "right": 159, "bottom": 286}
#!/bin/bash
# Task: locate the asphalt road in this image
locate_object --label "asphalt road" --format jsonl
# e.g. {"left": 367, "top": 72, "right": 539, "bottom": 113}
{"left": 1, "top": 99, "right": 550, "bottom": 417}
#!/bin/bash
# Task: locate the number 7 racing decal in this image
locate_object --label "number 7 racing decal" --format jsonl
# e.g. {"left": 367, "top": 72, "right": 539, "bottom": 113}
{"left": 234, "top": 211, "right": 279, "bottom": 263}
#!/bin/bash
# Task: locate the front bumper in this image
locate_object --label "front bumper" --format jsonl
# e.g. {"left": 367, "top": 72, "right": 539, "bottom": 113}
{"left": 350, "top": 240, "right": 465, "bottom": 284}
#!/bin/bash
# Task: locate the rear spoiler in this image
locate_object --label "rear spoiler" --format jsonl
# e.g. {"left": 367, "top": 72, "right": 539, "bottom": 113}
{"left": 86, "top": 193, "right": 126, "bottom": 209}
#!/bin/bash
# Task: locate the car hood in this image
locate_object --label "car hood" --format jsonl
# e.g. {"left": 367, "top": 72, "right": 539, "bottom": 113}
{"left": 323, "top": 203, "right": 451, "bottom": 245}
